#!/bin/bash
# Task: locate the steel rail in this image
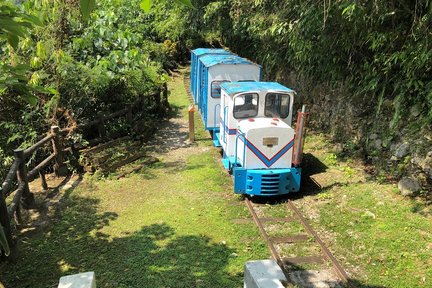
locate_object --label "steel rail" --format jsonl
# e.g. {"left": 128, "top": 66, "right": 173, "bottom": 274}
{"left": 286, "top": 199, "right": 354, "bottom": 287}
{"left": 244, "top": 198, "right": 280, "bottom": 261}
{"left": 244, "top": 197, "right": 292, "bottom": 281}
{"left": 244, "top": 196, "right": 354, "bottom": 288}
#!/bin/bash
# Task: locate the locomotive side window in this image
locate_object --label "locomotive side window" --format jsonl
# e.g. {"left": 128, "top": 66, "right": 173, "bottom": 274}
{"left": 211, "top": 80, "right": 229, "bottom": 98}
{"left": 264, "top": 93, "right": 290, "bottom": 118}
{"left": 233, "top": 93, "right": 259, "bottom": 119}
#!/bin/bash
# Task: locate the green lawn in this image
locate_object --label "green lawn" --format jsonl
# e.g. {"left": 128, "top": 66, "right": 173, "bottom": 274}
{"left": 1, "top": 71, "right": 431, "bottom": 288}
{"left": 300, "top": 134, "right": 432, "bottom": 287}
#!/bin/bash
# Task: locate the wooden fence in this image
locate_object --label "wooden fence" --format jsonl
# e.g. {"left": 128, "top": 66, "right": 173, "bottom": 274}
{"left": 0, "top": 86, "right": 167, "bottom": 250}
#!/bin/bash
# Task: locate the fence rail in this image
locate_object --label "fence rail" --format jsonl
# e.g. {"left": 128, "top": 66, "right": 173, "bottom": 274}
{"left": 0, "top": 86, "right": 168, "bottom": 253}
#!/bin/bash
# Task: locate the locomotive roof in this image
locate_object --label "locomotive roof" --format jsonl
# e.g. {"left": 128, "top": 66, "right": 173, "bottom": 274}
{"left": 220, "top": 82, "right": 295, "bottom": 96}
{"left": 199, "top": 54, "right": 260, "bottom": 68}
{"left": 192, "top": 48, "right": 232, "bottom": 56}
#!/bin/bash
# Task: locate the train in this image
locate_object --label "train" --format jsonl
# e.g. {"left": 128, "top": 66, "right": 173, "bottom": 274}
{"left": 190, "top": 48, "right": 308, "bottom": 196}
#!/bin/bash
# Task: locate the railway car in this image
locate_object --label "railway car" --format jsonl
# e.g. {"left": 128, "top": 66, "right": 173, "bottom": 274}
{"left": 217, "top": 82, "right": 305, "bottom": 196}
{"left": 196, "top": 54, "right": 262, "bottom": 136}
{"left": 190, "top": 49, "right": 308, "bottom": 196}
{"left": 190, "top": 48, "right": 233, "bottom": 104}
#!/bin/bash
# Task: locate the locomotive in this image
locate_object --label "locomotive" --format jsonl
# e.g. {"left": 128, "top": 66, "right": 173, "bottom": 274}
{"left": 190, "top": 48, "right": 308, "bottom": 196}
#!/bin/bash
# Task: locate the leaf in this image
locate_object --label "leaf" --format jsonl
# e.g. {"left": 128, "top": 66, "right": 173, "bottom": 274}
{"left": 0, "top": 85, "right": 7, "bottom": 95}
{"left": 7, "top": 33, "right": 19, "bottom": 49}
{"left": 80, "top": 0, "right": 96, "bottom": 21}
{"left": 139, "top": 0, "right": 152, "bottom": 12}
{"left": 36, "top": 41, "right": 47, "bottom": 59}
{"left": 342, "top": 3, "right": 355, "bottom": 16}
{"left": 22, "top": 94, "right": 38, "bottom": 106}
{"left": 46, "top": 87, "right": 59, "bottom": 95}
{"left": 0, "top": 19, "right": 27, "bottom": 37}
{"left": 173, "top": 0, "right": 194, "bottom": 9}
{"left": 22, "top": 14, "right": 43, "bottom": 26}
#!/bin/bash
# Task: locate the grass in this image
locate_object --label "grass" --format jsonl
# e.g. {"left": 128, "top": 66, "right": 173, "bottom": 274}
{"left": 301, "top": 133, "right": 432, "bottom": 287}
{"left": 1, "top": 70, "right": 431, "bottom": 288}
{"left": 0, "top": 72, "right": 268, "bottom": 287}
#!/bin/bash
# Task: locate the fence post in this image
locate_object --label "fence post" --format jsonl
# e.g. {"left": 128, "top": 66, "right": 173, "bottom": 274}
{"left": 162, "top": 83, "right": 170, "bottom": 113}
{"left": 0, "top": 188, "right": 13, "bottom": 249}
{"left": 39, "top": 171, "right": 48, "bottom": 190}
{"left": 188, "top": 105, "right": 195, "bottom": 142}
{"left": 14, "top": 203, "right": 22, "bottom": 226}
{"left": 97, "top": 114, "right": 106, "bottom": 139}
{"left": 14, "top": 149, "right": 35, "bottom": 208}
{"left": 51, "top": 126, "right": 68, "bottom": 177}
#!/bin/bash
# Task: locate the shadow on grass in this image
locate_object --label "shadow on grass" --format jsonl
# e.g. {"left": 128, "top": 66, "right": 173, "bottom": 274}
{"left": 1, "top": 187, "right": 239, "bottom": 288}
{"left": 150, "top": 156, "right": 210, "bottom": 174}
{"left": 167, "top": 101, "right": 185, "bottom": 119}
{"left": 299, "top": 152, "right": 328, "bottom": 197}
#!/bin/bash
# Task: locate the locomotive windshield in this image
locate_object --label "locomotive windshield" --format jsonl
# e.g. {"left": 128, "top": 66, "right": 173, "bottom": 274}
{"left": 211, "top": 80, "right": 229, "bottom": 98}
{"left": 233, "top": 93, "right": 259, "bottom": 119}
{"left": 264, "top": 93, "right": 290, "bottom": 118}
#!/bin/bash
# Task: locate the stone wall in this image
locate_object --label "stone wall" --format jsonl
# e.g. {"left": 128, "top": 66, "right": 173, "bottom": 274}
{"left": 275, "top": 72, "right": 431, "bottom": 199}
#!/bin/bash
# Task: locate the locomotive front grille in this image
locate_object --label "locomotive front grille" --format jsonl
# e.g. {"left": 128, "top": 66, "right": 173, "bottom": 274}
{"left": 261, "top": 174, "right": 280, "bottom": 194}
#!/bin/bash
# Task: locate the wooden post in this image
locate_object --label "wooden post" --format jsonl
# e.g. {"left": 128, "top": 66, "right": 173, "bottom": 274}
{"left": 39, "top": 171, "right": 48, "bottom": 190}
{"left": 162, "top": 82, "right": 170, "bottom": 113}
{"left": 14, "top": 149, "right": 35, "bottom": 208}
{"left": 14, "top": 203, "right": 22, "bottom": 226}
{"left": 154, "top": 89, "right": 162, "bottom": 115}
{"left": 51, "top": 126, "right": 68, "bottom": 176}
{"left": 97, "top": 114, "right": 106, "bottom": 138}
{"left": 0, "top": 188, "right": 13, "bottom": 249}
{"left": 188, "top": 105, "right": 195, "bottom": 142}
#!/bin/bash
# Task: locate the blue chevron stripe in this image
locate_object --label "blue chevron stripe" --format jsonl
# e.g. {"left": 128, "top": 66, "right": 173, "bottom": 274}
{"left": 238, "top": 133, "right": 294, "bottom": 167}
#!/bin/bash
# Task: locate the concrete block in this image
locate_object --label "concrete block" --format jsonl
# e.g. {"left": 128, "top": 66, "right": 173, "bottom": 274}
{"left": 58, "top": 272, "right": 96, "bottom": 288}
{"left": 244, "top": 260, "right": 287, "bottom": 288}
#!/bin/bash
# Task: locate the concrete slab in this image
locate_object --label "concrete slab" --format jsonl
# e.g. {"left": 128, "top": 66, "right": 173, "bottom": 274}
{"left": 58, "top": 272, "right": 96, "bottom": 288}
{"left": 244, "top": 260, "right": 287, "bottom": 288}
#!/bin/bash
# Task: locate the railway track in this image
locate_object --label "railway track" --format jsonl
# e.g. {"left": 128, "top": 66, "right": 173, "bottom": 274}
{"left": 182, "top": 72, "right": 351, "bottom": 287}
{"left": 244, "top": 196, "right": 354, "bottom": 287}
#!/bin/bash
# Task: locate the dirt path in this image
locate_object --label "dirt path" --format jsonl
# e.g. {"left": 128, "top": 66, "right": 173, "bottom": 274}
{"left": 144, "top": 109, "right": 210, "bottom": 165}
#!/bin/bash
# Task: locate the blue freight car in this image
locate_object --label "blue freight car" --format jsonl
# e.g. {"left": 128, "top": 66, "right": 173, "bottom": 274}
{"left": 190, "top": 48, "right": 232, "bottom": 104}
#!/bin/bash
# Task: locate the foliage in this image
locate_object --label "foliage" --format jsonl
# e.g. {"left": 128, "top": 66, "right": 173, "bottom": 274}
{"left": 159, "top": 0, "right": 431, "bottom": 131}
{"left": 0, "top": 0, "right": 179, "bottom": 179}
{"left": 0, "top": 1, "right": 46, "bottom": 106}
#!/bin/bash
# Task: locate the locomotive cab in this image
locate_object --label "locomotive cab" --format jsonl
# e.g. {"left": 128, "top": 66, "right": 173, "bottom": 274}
{"left": 219, "top": 82, "right": 301, "bottom": 196}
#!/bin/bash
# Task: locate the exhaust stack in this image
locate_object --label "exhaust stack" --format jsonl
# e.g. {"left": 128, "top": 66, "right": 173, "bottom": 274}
{"left": 292, "top": 105, "right": 309, "bottom": 166}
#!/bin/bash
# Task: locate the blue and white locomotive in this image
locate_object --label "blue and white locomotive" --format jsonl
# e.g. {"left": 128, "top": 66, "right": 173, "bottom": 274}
{"left": 190, "top": 48, "right": 308, "bottom": 196}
